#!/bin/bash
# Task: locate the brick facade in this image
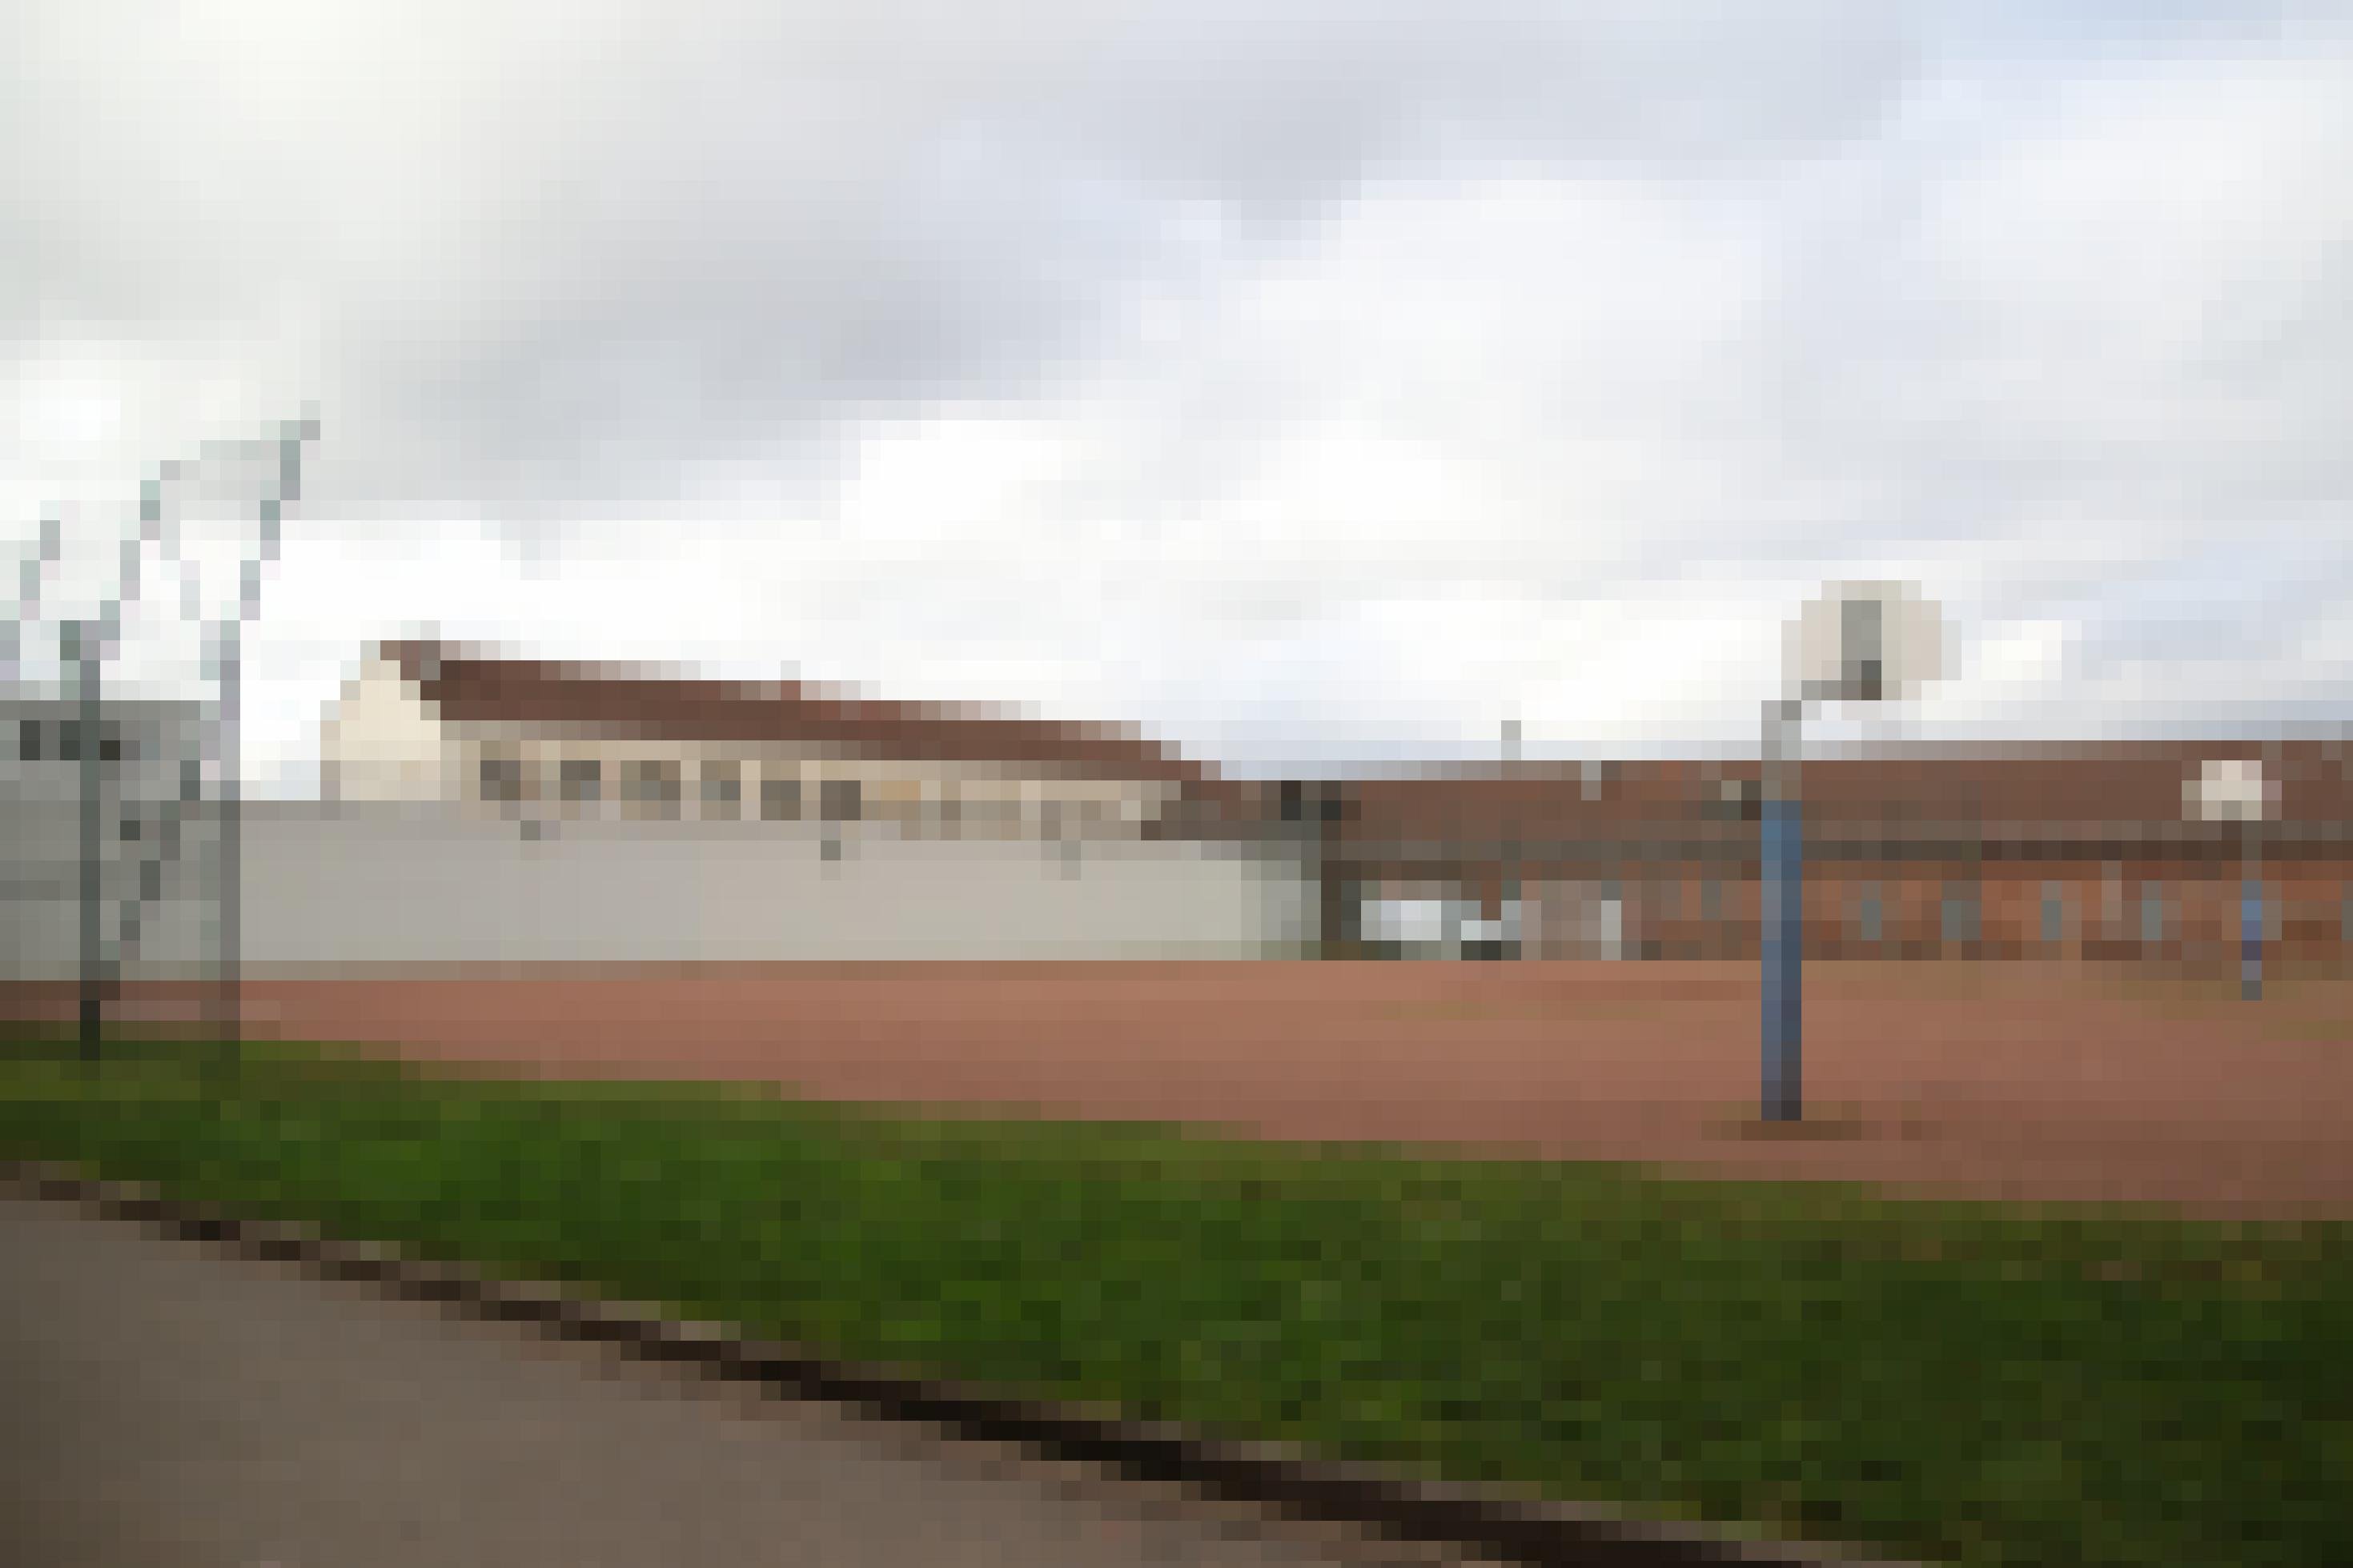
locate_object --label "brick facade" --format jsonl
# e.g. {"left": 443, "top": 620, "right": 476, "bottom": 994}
{"left": 1225, "top": 744, "right": 2353, "bottom": 961}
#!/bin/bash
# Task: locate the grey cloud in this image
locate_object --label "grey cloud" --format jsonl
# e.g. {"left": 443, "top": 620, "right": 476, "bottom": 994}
{"left": 8, "top": 0, "right": 1945, "bottom": 539}
{"left": 13, "top": 1, "right": 2353, "bottom": 773}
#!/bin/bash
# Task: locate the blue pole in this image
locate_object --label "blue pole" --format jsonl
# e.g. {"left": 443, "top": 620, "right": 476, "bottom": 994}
{"left": 1761, "top": 795, "right": 1804, "bottom": 1121}
{"left": 1761, "top": 697, "right": 1805, "bottom": 1122}
{"left": 2242, "top": 874, "right": 2263, "bottom": 1003}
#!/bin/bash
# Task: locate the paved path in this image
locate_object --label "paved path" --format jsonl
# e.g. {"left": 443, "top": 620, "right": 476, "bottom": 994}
{"left": 0, "top": 1196, "right": 1465, "bottom": 1568}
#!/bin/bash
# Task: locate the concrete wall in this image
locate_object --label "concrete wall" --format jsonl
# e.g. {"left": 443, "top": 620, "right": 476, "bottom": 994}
{"left": 0, "top": 802, "right": 1315, "bottom": 978}
{"left": 3, "top": 698, "right": 211, "bottom": 809}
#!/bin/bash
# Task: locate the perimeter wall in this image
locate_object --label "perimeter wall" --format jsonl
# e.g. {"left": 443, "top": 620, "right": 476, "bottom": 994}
{"left": 0, "top": 802, "right": 1316, "bottom": 978}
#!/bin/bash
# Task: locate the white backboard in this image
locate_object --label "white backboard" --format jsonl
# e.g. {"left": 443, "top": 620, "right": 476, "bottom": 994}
{"left": 1784, "top": 580, "right": 1946, "bottom": 701}
{"left": 2186, "top": 758, "right": 2275, "bottom": 822}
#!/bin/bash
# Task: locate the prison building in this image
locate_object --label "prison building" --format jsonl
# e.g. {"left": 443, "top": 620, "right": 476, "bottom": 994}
{"left": 320, "top": 640, "right": 1211, "bottom": 841}
{"left": 1268, "top": 744, "right": 2353, "bottom": 964}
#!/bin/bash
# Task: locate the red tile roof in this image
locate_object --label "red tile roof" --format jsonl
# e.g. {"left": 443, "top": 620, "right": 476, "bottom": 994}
{"left": 1313, "top": 747, "right": 2353, "bottom": 842}
{"left": 378, "top": 641, "right": 1210, "bottom": 784}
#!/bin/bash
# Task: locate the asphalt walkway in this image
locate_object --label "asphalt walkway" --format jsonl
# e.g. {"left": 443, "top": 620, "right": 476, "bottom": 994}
{"left": 0, "top": 1195, "right": 1464, "bottom": 1567}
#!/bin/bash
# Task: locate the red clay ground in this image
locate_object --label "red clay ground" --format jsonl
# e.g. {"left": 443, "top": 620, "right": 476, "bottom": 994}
{"left": 13, "top": 960, "right": 2353, "bottom": 1218}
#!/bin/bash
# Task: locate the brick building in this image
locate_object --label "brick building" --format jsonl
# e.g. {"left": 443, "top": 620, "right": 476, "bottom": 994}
{"left": 1243, "top": 744, "right": 2353, "bottom": 964}
{"left": 309, "top": 642, "right": 2353, "bottom": 966}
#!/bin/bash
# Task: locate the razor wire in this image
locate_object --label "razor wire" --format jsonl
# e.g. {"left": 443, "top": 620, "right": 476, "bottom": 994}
{"left": 9, "top": 410, "right": 318, "bottom": 1041}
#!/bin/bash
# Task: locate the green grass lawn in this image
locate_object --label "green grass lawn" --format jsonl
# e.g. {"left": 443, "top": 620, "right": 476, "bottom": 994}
{"left": 3, "top": 1025, "right": 2347, "bottom": 1566}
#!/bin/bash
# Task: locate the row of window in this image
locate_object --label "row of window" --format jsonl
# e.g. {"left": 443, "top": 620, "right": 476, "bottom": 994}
{"left": 480, "top": 757, "right": 861, "bottom": 820}
{"left": 1568, "top": 877, "right": 2350, "bottom": 947}
{"left": 18, "top": 717, "right": 135, "bottom": 764}
{"left": 1845, "top": 880, "right": 2332, "bottom": 946}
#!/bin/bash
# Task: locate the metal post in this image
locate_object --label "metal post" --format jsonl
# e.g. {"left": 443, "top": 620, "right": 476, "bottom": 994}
{"left": 70, "top": 621, "right": 103, "bottom": 1065}
{"left": 204, "top": 416, "right": 311, "bottom": 1077}
{"left": 213, "top": 614, "right": 242, "bottom": 1065}
{"left": 1761, "top": 696, "right": 1804, "bottom": 1121}
{"left": 2241, "top": 825, "right": 2263, "bottom": 1003}
{"left": 29, "top": 412, "right": 314, "bottom": 1080}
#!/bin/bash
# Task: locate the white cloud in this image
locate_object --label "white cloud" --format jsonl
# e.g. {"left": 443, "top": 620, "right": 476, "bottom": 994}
{"left": 6, "top": 4, "right": 2350, "bottom": 788}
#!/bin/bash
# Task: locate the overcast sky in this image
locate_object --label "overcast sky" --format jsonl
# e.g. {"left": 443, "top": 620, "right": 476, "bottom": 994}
{"left": 6, "top": 1, "right": 2350, "bottom": 792}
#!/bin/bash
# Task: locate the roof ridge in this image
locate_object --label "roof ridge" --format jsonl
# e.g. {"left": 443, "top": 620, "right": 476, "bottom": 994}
{"left": 371, "top": 639, "right": 1206, "bottom": 783}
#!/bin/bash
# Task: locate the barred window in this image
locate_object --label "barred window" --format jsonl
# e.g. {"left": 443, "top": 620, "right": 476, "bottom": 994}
{"left": 820, "top": 778, "right": 862, "bottom": 822}
{"left": 622, "top": 760, "right": 681, "bottom": 815}
{"left": 558, "top": 759, "right": 601, "bottom": 803}
{"left": 1941, "top": 884, "right": 1979, "bottom": 947}
{"left": 1856, "top": 882, "right": 1883, "bottom": 944}
{"left": 700, "top": 764, "right": 741, "bottom": 817}
{"left": 760, "top": 777, "right": 802, "bottom": 821}
{"left": 480, "top": 756, "right": 525, "bottom": 804}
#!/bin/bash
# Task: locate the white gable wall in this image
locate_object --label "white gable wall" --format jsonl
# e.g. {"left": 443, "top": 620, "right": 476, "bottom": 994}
{"left": 319, "top": 654, "right": 454, "bottom": 803}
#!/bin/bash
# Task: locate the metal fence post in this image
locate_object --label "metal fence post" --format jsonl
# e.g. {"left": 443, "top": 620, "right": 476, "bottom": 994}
{"left": 70, "top": 621, "right": 104, "bottom": 1064}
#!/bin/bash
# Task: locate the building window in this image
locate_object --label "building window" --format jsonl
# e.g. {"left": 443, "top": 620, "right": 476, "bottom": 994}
{"left": 480, "top": 756, "right": 526, "bottom": 804}
{"left": 1271, "top": 780, "right": 1345, "bottom": 823}
{"left": 1855, "top": 882, "right": 1883, "bottom": 945}
{"left": 2138, "top": 884, "right": 2168, "bottom": 948}
{"left": 622, "top": 760, "right": 681, "bottom": 816}
{"left": 18, "top": 719, "right": 41, "bottom": 762}
{"left": 761, "top": 777, "right": 802, "bottom": 821}
{"left": 1701, "top": 877, "right": 1724, "bottom": 924}
{"left": 1709, "top": 776, "right": 1759, "bottom": 820}
{"left": 1941, "top": 884, "right": 1978, "bottom": 948}
{"left": 700, "top": 763, "right": 741, "bottom": 818}
{"left": 2042, "top": 882, "right": 2067, "bottom": 948}
{"left": 819, "top": 778, "right": 862, "bottom": 823}
{"left": 559, "top": 759, "right": 601, "bottom": 804}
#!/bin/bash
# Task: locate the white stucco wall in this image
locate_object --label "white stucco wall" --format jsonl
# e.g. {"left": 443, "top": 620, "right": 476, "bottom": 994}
{"left": 319, "top": 656, "right": 453, "bottom": 803}
{"left": 1, "top": 802, "right": 1313, "bottom": 976}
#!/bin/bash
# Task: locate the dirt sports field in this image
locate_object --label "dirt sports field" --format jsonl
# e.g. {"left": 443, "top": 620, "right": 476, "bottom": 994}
{"left": 16, "top": 960, "right": 2353, "bottom": 1218}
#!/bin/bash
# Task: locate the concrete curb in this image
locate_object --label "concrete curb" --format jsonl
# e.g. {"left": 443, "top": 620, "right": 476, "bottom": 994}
{"left": 2, "top": 1160, "right": 1921, "bottom": 1567}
